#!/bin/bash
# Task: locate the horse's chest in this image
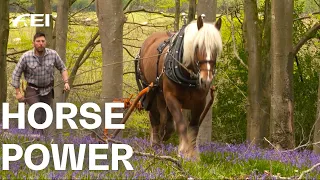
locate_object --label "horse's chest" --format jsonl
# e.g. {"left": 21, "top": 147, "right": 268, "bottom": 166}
{"left": 177, "top": 90, "right": 205, "bottom": 108}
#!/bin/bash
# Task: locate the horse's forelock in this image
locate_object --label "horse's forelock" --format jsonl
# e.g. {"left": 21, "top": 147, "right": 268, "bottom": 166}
{"left": 182, "top": 22, "right": 198, "bottom": 67}
{"left": 195, "top": 23, "right": 222, "bottom": 57}
{"left": 183, "top": 22, "right": 222, "bottom": 67}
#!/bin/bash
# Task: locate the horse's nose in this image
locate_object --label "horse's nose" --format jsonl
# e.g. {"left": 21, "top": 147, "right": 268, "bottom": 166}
{"left": 200, "top": 78, "right": 211, "bottom": 89}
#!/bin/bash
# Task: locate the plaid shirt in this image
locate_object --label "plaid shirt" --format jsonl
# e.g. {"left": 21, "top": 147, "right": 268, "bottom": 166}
{"left": 11, "top": 48, "right": 67, "bottom": 96}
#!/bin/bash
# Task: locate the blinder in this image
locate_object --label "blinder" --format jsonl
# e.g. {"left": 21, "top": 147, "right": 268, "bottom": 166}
{"left": 196, "top": 59, "right": 216, "bottom": 73}
{"left": 194, "top": 45, "right": 217, "bottom": 73}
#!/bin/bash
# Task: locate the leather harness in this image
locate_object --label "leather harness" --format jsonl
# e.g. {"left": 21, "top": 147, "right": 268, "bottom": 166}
{"left": 162, "top": 25, "right": 199, "bottom": 87}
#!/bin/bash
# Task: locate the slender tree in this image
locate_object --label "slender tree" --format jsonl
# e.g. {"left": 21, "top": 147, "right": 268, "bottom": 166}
{"left": 197, "top": 0, "right": 216, "bottom": 21}
{"left": 260, "top": 0, "right": 271, "bottom": 146}
{"left": 54, "top": 0, "right": 70, "bottom": 103}
{"left": 174, "top": 0, "right": 180, "bottom": 31}
{"left": 270, "top": 0, "right": 295, "bottom": 149}
{"left": 244, "top": 0, "right": 263, "bottom": 145}
{"left": 188, "top": 0, "right": 196, "bottom": 23}
{"left": 96, "top": 0, "right": 125, "bottom": 135}
{"left": 0, "top": 0, "right": 9, "bottom": 119}
{"left": 196, "top": 0, "right": 217, "bottom": 144}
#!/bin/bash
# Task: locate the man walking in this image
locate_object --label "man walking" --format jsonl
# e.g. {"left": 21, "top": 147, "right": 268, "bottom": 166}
{"left": 11, "top": 32, "right": 70, "bottom": 138}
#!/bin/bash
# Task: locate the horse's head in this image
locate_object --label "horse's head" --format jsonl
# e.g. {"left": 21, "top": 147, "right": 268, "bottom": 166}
{"left": 183, "top": 16, "right": 222, "bottom": 89}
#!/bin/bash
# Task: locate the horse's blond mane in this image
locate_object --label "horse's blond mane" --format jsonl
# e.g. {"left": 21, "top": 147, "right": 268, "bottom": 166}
{"left": 183, "top": 21, "right": 222, "bottom": 67}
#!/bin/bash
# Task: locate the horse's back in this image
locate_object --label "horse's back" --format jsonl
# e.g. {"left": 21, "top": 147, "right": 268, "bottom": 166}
{"left": 140, "top": 32, "right": 170, "bottom": 84}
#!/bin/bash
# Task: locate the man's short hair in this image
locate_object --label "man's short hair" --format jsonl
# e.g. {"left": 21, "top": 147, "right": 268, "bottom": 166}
{"left": 33, "top": 32, "right": 46, "bottom": 41}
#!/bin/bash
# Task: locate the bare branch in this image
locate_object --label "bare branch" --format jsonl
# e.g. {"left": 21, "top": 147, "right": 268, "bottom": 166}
{"left": 70, "top": 31, "right": 99, "bottom": 77}
{"left": 9, "top": 2, "right": 33, "bottom": 14}
{"left": 293, "top": 23, "right": 320, "bottom": 56}
{"left": 88, "top": 129, "right": 184, "bottom": 171}
{"left": 225, "top": 12, "right": 248, "bottom": 69}
{"left": 69, "top": 0, "right": 95, "bottom": 18}
{"left": 124, "top": 8, "right": 175, "bottom": 18}
{"left": 294, "top": 11, "right": 320, "bottom": 21}
{"left": 69, "top": 0, "right": 77, "bottom": 7}
{"left": 123, "top": 46, "right": 136, "bottom": 59}
{"left": 298, "top": 163, "right": 320, "bottom": 179}
{"left": 123, "top": 71, "right": 135, "bottom": 75}
{"left": 125, "top": 21, "right": 170, "bottom": 28}
{"left": 6, "top": 49, "right": 29, "bottom": 56}
{"left": 123, "top": 0, "right": 134, "bottom": 11}
{"left": 64, "top": 31, "right": 100, "bottom": 99}
{"left": 79, "top": 41, "right": 100, "bottom": 66}
{"left": 123, "top": 37, "right": 143, "bottom": 41}
{"left": 123, "top": 43, "right": 141, "bottom": 49}
{"left": 7, "top": 59, "right": 18, "bottom": 64}
{"left": 264, "top": 137, "right": 281, "bottom": 152}
{"left": 133, "top": 151, "right": 183, "bottom": 170}
{"left": 72, "top": 80, "right": 102, "bottom": 88}
{"left": 6, "top": 56, "right": 18, "bottom": 64}
{"left": 313, "top": 0, "right": 320, "bottom": 7}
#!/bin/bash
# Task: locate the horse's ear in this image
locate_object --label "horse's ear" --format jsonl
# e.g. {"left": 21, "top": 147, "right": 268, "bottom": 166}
{"left": 197, "top": 15, "right": 204, "bottom": 30}
{"left": 215, "top": 18, "right": 222, "bottom": 31}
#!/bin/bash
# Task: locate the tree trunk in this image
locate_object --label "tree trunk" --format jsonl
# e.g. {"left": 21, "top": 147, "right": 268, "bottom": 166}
{"left": 270, "top": 0, "right": 295, "bottom": 149}
{"left": 174, "top": 0, "right": 180, "bottom": 31}
{"left": 0, "top": 0, "right": 9, "bottom": 119}
{"left": 54, "top": 0, "right": 70, "bottom": 103}
{"left": 196, "top": 0, "right": 217, "bottom": 145}
{"left": 188, "top": 0, "right": 196, "bottom": 23}
{"left": 52, "top": 0, "right": 77, "bottom": 50}
{"left": 96, "top": 0, "right": 125, "bottom": 135}
{"left": 35, "top": 0, "right": 53, "bottom": 48}
{"left": 244, "top": 0, "right": 263, "bottom": 145}
{"left": 260, "top": 0, "right": 271, "bottom": 147}
{"left": 284, "top": 0, "right": 295, "bottom": 148}
{"left": 314, "top": 73, "right": 320, "bottom": 153}
{"left": 197, "top": 0, "right": 216, "bottom": 21}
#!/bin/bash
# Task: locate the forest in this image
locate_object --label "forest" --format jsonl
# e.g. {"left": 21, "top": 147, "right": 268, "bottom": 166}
{"left": 0, "top": 0, "right": 320, "bottom": 179}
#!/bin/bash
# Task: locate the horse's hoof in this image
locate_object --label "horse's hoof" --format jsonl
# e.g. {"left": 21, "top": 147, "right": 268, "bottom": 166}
{"left": 178, "top": 148, "right": 200, "bottom": 161}
{"left": 151, "top": 142, "right": 162, "bottom": 149}
{"left": 178, "top": 153, "right": 200, "bottom": 161}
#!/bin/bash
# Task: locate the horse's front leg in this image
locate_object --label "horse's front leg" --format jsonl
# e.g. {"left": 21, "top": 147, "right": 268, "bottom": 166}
{"left": 188, "top": 102, "right": 206, "bottom": 160}
{"left": 165, "top": 93, "right": 189, "bottom": 157}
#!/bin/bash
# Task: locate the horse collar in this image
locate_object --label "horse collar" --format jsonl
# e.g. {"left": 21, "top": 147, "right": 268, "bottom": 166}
{"left": 163, "top": 25, "right": 199, "bottom": 87}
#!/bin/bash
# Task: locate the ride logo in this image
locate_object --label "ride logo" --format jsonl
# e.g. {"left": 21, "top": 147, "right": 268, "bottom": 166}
{"left": 1, "top": 102, "right": 134, "bottom": 171}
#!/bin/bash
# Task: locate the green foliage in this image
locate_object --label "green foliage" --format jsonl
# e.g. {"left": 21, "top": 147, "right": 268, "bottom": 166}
{"left": 291, "top": 0, "right": 320, "bottom": 146}
{"left": 132, "top": 0, "right": 188, "bottom": 11}
{"left": 212, "top": 15, "right": 247, "bottom": 143}
{"left": 70, "top": 0, "right": 95, "bottom": 11}
{"left": 304, "top": 0, "right": 320, "bottom": 13}
{"left": 124, "top": 111, "right": 150, "bottom": 138}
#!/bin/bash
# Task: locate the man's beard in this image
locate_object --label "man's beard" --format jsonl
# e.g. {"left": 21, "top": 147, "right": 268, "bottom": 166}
{"left": 36, "top": 47, "right": 44, "bottom": 53}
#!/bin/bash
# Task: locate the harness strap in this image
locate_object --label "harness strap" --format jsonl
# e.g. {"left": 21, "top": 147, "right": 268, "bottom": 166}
{"left": 156, "top": 37, "right": 171, "bottom": 84}
{"left": 134, "top": 51, "right": 143, "bottom": 91}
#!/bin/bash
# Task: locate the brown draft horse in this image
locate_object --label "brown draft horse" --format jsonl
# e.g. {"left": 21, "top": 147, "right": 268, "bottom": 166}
{"left": 136, "top": 17, "right": 222, "bottom": 159}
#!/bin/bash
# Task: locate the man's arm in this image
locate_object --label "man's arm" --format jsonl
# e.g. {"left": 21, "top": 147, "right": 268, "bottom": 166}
{"left": 61, "top": 70, "right": 69, "bottom": 83}
{"left": 54, "top": 51, "right": 70, "bottom": 91}
{"left": 61, "top": 70, "right": 70, "bottom": 91}
{"left": 12, "top": 55, "right": 26, "bottom": 100}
